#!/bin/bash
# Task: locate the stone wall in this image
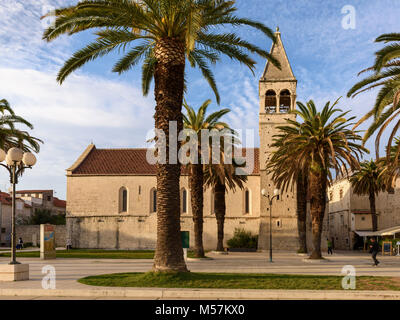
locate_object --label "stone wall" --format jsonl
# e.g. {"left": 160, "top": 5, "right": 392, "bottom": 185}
{"left": 16, "top": 225, "right": 66, "bottom": 247}
{"left": 66, "top": 173, "right": 262, "bottom": 250}
{"left": 67, "top": 215, "right": 262, "bottom": 251}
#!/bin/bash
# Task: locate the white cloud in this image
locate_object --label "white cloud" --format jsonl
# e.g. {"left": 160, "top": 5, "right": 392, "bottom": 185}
{"left": 0, "top": 67, "right": 155, "bottom": 198}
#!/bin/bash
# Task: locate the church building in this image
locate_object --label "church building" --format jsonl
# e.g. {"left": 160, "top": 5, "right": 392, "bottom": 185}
{"left": 66, "top": 30, "right": 307, "bottom": 251}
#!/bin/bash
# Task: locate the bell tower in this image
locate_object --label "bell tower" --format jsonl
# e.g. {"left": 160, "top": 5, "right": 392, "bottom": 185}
{"left": 258, "top": 28, "right": 299, "bottom": 250}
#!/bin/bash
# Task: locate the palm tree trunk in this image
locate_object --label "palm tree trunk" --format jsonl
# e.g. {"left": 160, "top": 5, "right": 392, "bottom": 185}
{"left": 189, "top": 163, "right": 205, "bottom": 258}
{"left": 369, "top": 191, "right": 378, "bottom": 232}
{"left": 296, "top": 174, "right": 308, "bottom": 253}
{"left": 309, "top": 170, "right": 327, "bottom": 259}
{"left": 214, "top": 181, "right": 226, "bottom": 252}
{"left": 153, "top": 38, "right": 188, "bottom": 272}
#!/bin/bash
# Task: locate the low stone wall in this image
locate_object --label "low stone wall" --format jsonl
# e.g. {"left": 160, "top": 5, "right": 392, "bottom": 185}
{"left": 16, "top": 225, "right": 66, "bottom": 247}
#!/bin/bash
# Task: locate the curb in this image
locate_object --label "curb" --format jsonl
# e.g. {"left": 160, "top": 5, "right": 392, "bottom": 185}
{"left": 1, "top": 288, "right": 400, "bottom": 300}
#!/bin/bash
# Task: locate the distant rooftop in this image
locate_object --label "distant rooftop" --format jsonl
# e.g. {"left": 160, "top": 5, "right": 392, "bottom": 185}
{"left": 16, "top": 190, "right": 53, "bottom": 194}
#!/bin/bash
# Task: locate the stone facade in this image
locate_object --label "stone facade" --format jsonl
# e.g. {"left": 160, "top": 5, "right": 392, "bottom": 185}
{"left": 16, "top": 225, "right": 66, "bottom": 247}
{"left": 16, "top": 190, "right": 66, "bottom": 215}
{"left": 66, "top": 173, "right": 260, "bottom": 250}
{"left": 328, "top": 175, "right": 400, "bottom": 250}
{"left": 0, "top": 192, "right": 32, "bottom": 246}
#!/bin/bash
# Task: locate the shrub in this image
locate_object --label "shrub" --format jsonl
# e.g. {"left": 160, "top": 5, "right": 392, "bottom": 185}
{"left": 25, "top": 209, "right": 66, "bottom": 225}
{"left": 23, "top": 242, "right": 33, "bottom": 248}
{"left": 227, "top": 228, "right": 258, "bottom": 249}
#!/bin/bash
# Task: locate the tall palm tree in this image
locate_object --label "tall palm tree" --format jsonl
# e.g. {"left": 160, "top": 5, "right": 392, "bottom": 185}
{"left": 347, "top": 33, "right": 400, "bottom": 162}
{"left": 204, "top": 154, "right": 247, "bottom": 252}
{"left": 182, "top": 99, "right": 231, "bottom": 258}
{"left": 266, "top": 131, "right": 309, "bottom": 253}
{"left": 350, "top": 160, "right": 385, "bottom": 232}
{"left": 43, "top": 0, "right": 279, "bottom": 272}
{"left": 269, "top": 99, "right": 367, "bottom": 259}
{"left": 0, "top": 99, "right": 43, "bottom": 153}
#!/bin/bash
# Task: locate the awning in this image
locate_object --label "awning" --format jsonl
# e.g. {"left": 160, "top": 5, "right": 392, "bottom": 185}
{"left": 355, "top": 226, "right": 400, "bottom": 237}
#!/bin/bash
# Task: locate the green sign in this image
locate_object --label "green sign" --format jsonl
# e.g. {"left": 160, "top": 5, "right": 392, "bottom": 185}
{"left": 181, "top": 231, "right": 189, "bottom": 249}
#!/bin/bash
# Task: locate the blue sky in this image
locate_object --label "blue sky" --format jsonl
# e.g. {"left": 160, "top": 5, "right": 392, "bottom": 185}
{"left": 0, "top": 0, "right": 399, "bottom": 199}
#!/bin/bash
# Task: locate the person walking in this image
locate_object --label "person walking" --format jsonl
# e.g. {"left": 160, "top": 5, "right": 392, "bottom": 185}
{"left": 327, "top": 238, "right": 333, "bottom": 255}
{"left": 17, "top": 237, "right": 23, "bottom": 250}
{"left": 66, "top": 239, "right": 72, "bottom": 250}
{"left": 369, "top": 238, "right": 380, "bottom": 266}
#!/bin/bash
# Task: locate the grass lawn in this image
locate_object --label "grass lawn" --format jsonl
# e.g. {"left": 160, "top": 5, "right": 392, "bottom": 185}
{"left": 0, "top": 249, "right": 205, "bottom": 259}
{"left": 78, "top": 272, "right": 400, "bottom": 291}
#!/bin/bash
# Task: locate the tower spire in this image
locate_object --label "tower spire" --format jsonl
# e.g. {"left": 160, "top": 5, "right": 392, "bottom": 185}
{"left": 262, "top": 30, "right": 295, "bottom": 81}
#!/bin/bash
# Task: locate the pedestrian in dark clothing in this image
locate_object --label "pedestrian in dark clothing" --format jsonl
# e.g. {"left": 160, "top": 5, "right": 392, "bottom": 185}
{"left": 369, "top": 238, "right": 380, "bottom": 266}
{"left": 327, "top": 238, "right": 333, "bottom": 255}
{"left": 17, "top": 237, "right": 23, "bottom": 250}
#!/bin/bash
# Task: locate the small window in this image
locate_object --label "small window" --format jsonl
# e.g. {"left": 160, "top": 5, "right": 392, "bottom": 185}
{"left": 329, "top": 191, "right": 333, "bottom": 201}
{"left": 47, "top": 196, "right": 51, "bottom": 201}
{"left": 276, "top": 219, "right": 282, "bottom": 228}
{"left": 181, "top": 189, "right": 188, "bottom": 214}
{"left": 244, "top": 189, "right": 250, "bottom": 214}
{"left": 119, "top": 187, "right": 128, "bottom": 213}
{"left": 1, "top": 228, "right": 5, "bottom": 233}
{"left": 361, "top": 216, "right": 365, "bottom": 221}
{"left": 150, "top": 188, "right": 157, "bottom": 213}
{"left": 339, "top": 189, "right": 343, "bottom": 199}
{"left": 139, "top": 185, "right": 141, "bottom": 195}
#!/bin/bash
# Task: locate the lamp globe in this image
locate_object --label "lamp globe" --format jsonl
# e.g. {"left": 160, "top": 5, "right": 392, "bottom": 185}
{"left": 22, "top": 152, "right": 36, "bottom": 166}
{"left": 7, "top": 148, "right": 23, "bottom": 162}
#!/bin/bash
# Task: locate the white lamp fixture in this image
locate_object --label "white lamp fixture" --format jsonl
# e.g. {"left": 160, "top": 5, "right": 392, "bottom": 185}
{"left": 261, "top": 188, "right": 267, "bottom": 196}
{"left": 22, "top": 152, "right": 37, "bottom": 166}
{"left": 7, "top": 147, "right": 24, "bottom": 162}
{"left": 273, "top": 189, "right": 280, "bottom": 196}
{"left": 0, "top": 147, "right": 37, "bottom": 267}
{"left": 5, "top": 155, "right": 15, "bottom": 166}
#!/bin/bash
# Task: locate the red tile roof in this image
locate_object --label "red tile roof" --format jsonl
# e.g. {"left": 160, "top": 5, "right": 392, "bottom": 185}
{"left": 70, "top": 146, "right": 260, "bottom": 176}
{"left": 0, "top": 192, "right": 12, "bottom": 205}
{"left": 53, "top": 197, "right": 66, "bottom": 208}
{"left": 16, "top": 190, "right": 52, "bottom": 194}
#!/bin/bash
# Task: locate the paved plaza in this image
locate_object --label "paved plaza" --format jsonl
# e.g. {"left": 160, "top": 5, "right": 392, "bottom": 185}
{"left": 0, "top": 251, "right": 399, "bottom": 299}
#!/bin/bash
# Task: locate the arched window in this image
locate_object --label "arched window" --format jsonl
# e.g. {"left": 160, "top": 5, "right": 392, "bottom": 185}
{"left": 150, "top": 188, "right": 157, "bottom": 213}
{"left": 244, "top": 189, "right": 250, "bottom": 214}
{"left": 119, "top": 187, "right": 128, "bottom": 213}
{"left": 210, "top": 189, "right": 215, "bottom": 215}
{"left": 279, "top": 89, "right": 291, "bottom": 113}
{"left": 265, "top": 90, "right": 277, "bottom": 113}
{"left": 181, "top": 188, "right": 188, "bottom": 214}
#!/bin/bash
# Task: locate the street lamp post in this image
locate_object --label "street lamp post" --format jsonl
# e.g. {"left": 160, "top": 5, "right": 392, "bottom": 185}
{"left": 0, "top": 148, "right": 36, "bottom": 265}
{"left": 261, "top": 188, "right": 280, "bottom": 262}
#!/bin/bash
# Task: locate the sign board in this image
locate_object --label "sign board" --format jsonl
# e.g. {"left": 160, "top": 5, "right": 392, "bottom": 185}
{"left": 40, "top": 224, "right": 56, "bottom": 260}
{"left": 181, "top": 231, "right": 189, "bottom": 249}
{"left": 382, "top": 241, "right": 392, "bottom": 256}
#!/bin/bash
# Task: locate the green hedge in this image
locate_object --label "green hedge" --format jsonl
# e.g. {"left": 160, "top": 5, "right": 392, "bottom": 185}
{"left": 227, "top": 228, "right": 258, "bottom": 249}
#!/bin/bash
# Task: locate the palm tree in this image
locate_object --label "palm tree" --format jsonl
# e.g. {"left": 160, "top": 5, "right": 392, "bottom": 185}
{"left": 269, "top": 99, "right": 367, "bottom": 259}
{"left": 204, "top": 154, "right": 247, "bottom": 252}
{"left": 0, "top": 99, "right": 43, "bottom": 153}
{"left": 350, "top": 160, "right": 385, "bottom": 232}
{"left": 182, "top": 99, "right": 231, "bottom": 258}
{"left": 266, "top": 131, "right": 309, "bottom": 253}
{"left": 43, "top": 0, "right": 279, "bottom": 272}
{"left": 347, "top": 33, "right": 400, "bottom": 162}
